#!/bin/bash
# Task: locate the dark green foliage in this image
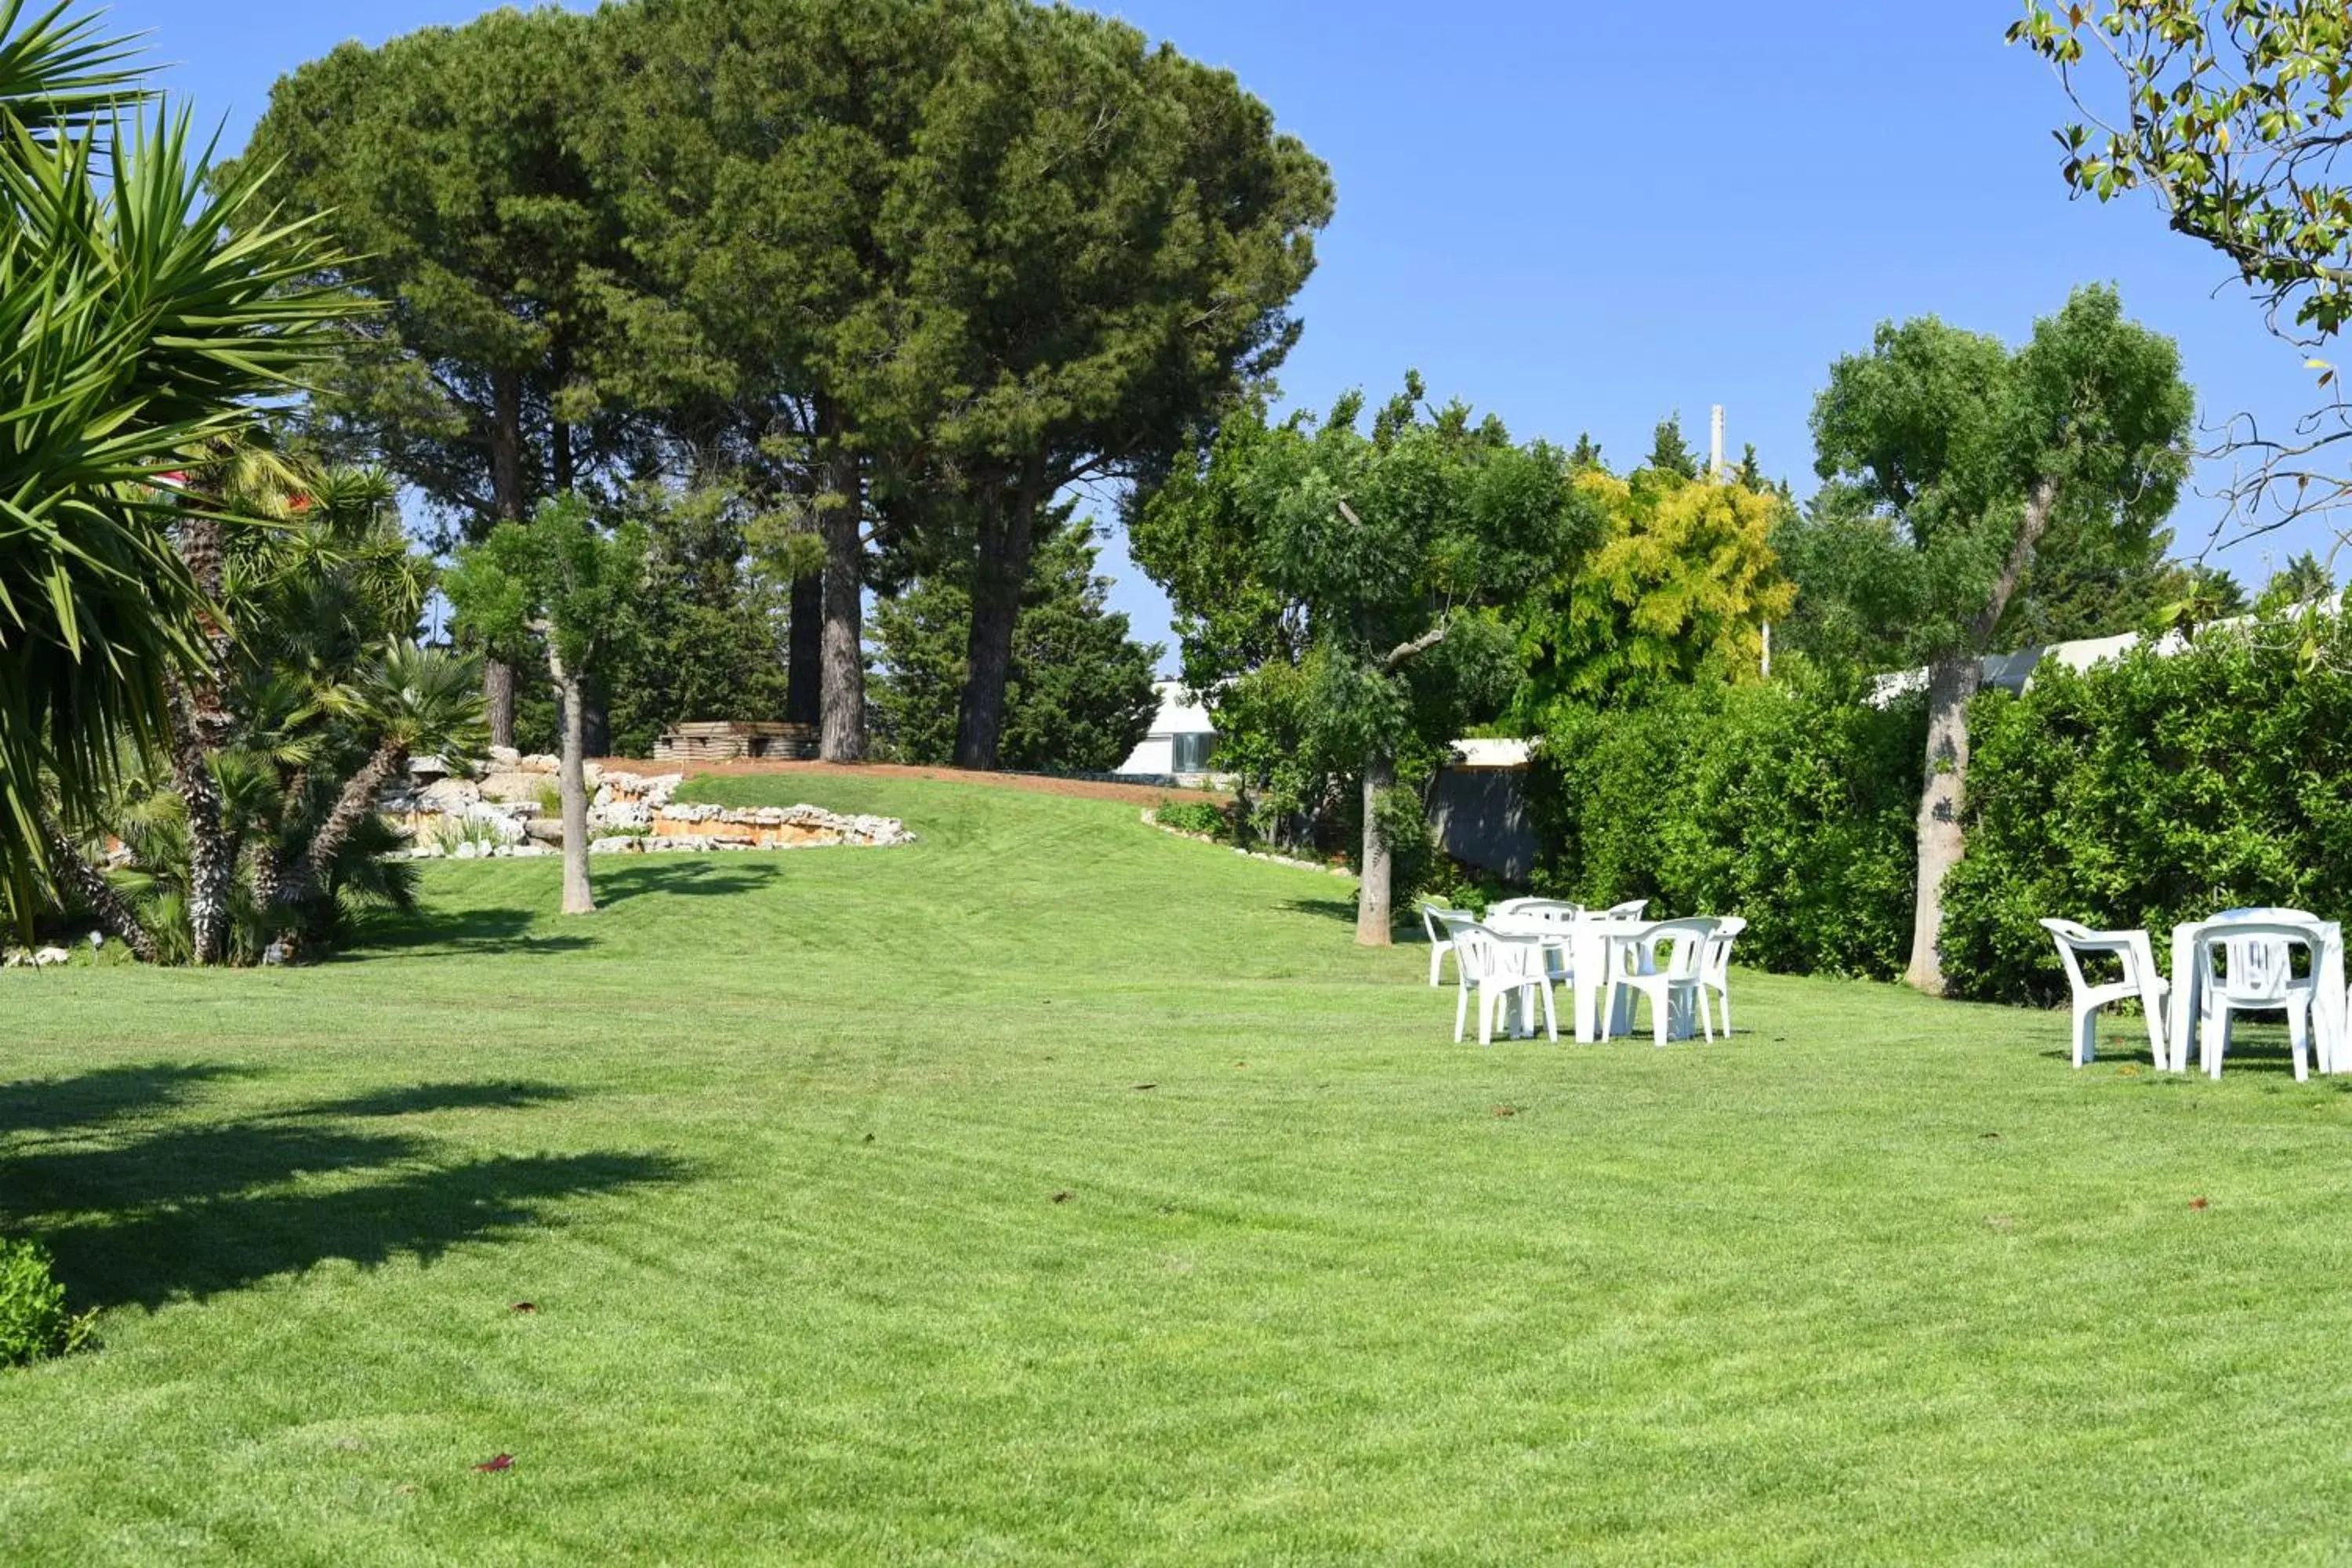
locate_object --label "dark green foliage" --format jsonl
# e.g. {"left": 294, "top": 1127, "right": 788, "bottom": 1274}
{"left": 595, "top": 488, "right": 793, "bottom": 759}
{"left": 0, "top": 1238, "right": 93, "bottom": 1367}
{"left": 1644, "top": 413, "right": 1700, "bottom": 481}
{"left": 1529, "top": 679, "right": 1926, "bottom": 979}
{"left": 1942, "top": 622, "right": 2352, "bottom": 1004}
{"left": 871, "top": 523, "right": 1160, "bottom": 773}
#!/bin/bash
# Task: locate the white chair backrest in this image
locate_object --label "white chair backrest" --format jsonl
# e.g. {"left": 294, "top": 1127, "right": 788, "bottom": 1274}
{"left": 1635, "top": 918, "right": 1717, "bottom": 982}
{"left": 1488, "top": 898, "right": 1542, "bottom": 916}
{"left": 1702, "top": 916, "right": 1746, "bottom": 982}
{"left": 1452, "top": 923, "right": 1538, "bottom": 984}
{"left": 2038, "top": 917, "right": 2104, "bottom": 994}
{"left": 1421, "top": 903, "right": 1454, "bottom": 946}
{"left": 1604, "top": 898, "right": 1648, "bottom": 920}
{"left": 1512, "top": 900, "right": 1581, "bottom": 926}
{"left": 2200, "top": 919, "right": 2314, "bottom": 1001}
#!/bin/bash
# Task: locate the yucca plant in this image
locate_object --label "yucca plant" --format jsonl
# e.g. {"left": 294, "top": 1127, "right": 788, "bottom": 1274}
{"left": 0, "top": 0, "right": 350, "bottom": 930}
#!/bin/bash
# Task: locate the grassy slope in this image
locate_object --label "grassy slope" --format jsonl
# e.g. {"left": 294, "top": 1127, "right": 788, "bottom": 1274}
{"left": 1, "top": 774, "right": 2348, "bottom": 1564}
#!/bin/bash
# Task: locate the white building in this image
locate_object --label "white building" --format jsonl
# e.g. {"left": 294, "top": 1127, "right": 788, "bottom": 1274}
{"left": 1116, "top": 681, "right": 1220, "bottom": 781}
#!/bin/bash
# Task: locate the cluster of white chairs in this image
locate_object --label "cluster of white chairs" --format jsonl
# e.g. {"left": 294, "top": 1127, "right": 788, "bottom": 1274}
{"left": 1422, "top": 898, "right": 1745, "bottom": 1047}
{"left": 2040, "top": 908, "right": 2336, "bottom": 1082}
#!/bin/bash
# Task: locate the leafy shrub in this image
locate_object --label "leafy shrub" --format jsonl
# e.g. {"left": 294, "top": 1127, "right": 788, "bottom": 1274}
{"left": 1943, "top": 625, "right": 2352, "bottom": 1004}
{"left": 1527, "top": 677, "right": 1924, "bottom": 978}
{"left": 0, "top": 1239, "right": 93, "bottom": 1367}
{"left": 1371, "top": 783, "right": 1439, "bottom": 913}
{"left": 1152, "top": 800, "right": 1229, "bottom": 838}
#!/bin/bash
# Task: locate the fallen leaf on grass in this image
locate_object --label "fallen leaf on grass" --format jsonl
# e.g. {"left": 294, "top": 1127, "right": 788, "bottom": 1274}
{"left": 1979, "top": 1131, "right": 2002, "bottom": 1140}
{"left": 333, "top": 1438, "right": 368, "bottom": 1453}
{"left": 862, "top": 1132, "right": 876, "bottom": 1144}
{"left": 1133, "top": 1083, "right": 1157, "bottom": 1091}
{"left": 2190, "top": 1196, "right": 2210, "bottom": 1210}
{"left": 1052, "top": 1190, "right": 1073, "bottom": 1203}
{"left": 1492, "top": 1105, "right": 1519, "bottom": 1119}
{"left": 2118, "top": 1065, "right": 2143, "bottom": 1077}
{"left": 510, "top": 1301, "right": 537, "bottom": 1314}
{"left": 1986, "top": 1215, "right": 2015, "bottom": 1232}
{"left": 475, "top": 1454, "right": 514, "bottom": 1472}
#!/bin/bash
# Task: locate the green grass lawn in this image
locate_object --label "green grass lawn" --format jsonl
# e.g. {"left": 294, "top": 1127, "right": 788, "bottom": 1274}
{"left": 2, "top": 774, "right": 2348, "bottom": 1563}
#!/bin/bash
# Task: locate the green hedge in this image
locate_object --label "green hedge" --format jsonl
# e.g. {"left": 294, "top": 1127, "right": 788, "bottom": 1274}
{"left": 1528, "top": 626, "right": 2352, "bottom": 1004}
{"left": 1529, "top": 679, "right": 1925, "bottom": 979}
{"left": 1942, "top": 628, "right": 2352, "bottom": 1005}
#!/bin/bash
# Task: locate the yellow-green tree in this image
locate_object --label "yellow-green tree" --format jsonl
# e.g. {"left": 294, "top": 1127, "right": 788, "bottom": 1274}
{"left": 1511, "top": 468, "right": 1794, "bottom": 720}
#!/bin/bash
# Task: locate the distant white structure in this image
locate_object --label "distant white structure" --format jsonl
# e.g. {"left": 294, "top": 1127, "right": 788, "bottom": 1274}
{"left": 1867, "top": 607, "right": 2326, "bottom": 708}
{"left": 1116, "top": 681, "right": 1220, "bottom": 781}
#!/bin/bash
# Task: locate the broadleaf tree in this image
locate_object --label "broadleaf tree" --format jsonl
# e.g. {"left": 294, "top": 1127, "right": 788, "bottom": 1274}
{"left": 1810, "top": 285, "right": 2192, "bottom": 994}
{"left": 446, "top": 498, "right": 648, "bottom": 916}
{"left": 1133, "top": 376, "right": 1599, "bottom": 946}
{"left": 2012, "top": 2, "right": 2352, "bottom": 539}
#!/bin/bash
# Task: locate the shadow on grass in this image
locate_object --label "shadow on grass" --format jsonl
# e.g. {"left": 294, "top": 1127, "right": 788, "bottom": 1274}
{"left": 1282, "top": 895, "right": 1436, "bottom": 944}
{"left": 338, "top": 905, "right": 595, "bottom": 962}
{"left": 0, "top": 1066, "right": 685, "bottom": 1311}
{"left": 0, "top": 1062, "right": 241, "bottom": 1138}
{"left": 590, "top": 860, "right": 782, "bottom": 905}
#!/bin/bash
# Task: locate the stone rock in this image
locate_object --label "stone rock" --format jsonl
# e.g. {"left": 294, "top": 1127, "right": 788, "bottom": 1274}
{"left": 508, "top": 842, "right": 556, "bottom": 857}
{"left": 487, "top": 745, "right": 521, "bottom": 768}
{"left": 477, "top": 770, "right": 549, "bottom": 804}
{"left": 453, "top": 840, "right": 481, "bottom": 859}
{"left": 32, "top": 946, "right": 70, "bottom": 967}
{"left": 420, "top": 776, "right": 481, "bottom": 811}
{"left": 590, "top": 836, "right": 644, "bottom": 855}
{"left": 524, "top": 816, "right": 564, "bottom": 844}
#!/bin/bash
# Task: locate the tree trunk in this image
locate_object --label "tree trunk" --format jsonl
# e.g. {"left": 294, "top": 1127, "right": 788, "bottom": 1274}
{"left": 553, "top": 654, "right": 596, "bottom": 916}
{"left": 1356, "top": 751, "right": 1396, "bottom": 947}
{"left": 953, "top": 481, "right": 1038, "bottom": 771}
{"left": 786, "top": 568, "right": 823, "bottom": 728}
{"left": 581, "top": 681, "right": 610, "bottom": 760}
{"left": 279, "top": 742, "right": 403, "bottom": 914}
{"left": 483, "top": 368, "right": 529, "bottom": 753}
{"left": 816, "top": 407, "right": 866, "bottom": 761}
{"left": 38, "top": 811, "right": 156, "bottom": 964}
{"left": 1906, "top": 475, "right": 2063, "bottom": 996}
{"left": 166, "top": 680, "right": 234, "bottom": 966}
{"left": 485, "top": 659, "right": 517, "bottom": 751}
{"left": 1904, "top": 654, "right": 1980, "bottom": 995}
{"left": 169, "top": 514, "right": 237, "bottom": 966}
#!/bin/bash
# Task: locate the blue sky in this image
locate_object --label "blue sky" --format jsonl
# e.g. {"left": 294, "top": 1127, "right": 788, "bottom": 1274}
{"left": 112, "top": 0, "right": 2344, "bottom": 662}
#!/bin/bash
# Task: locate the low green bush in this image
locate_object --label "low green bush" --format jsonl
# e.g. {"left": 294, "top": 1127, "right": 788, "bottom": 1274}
{"left": 1528, "top": 676, "right": 1925, "bottom": 979}
{"left": 1152, "top": 800, "right": 1229, "bottom": 839}
{"left": 0, "top": 1239, "right": 93, "bottom": 1367}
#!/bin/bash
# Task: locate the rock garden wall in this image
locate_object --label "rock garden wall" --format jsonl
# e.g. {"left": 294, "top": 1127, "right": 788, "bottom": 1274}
{"left": 383, "top": 749, "right": 913, "bottom": 859}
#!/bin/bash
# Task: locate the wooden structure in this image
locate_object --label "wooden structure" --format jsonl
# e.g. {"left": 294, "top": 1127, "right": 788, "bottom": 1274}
{"left": 652, "top": 720, "right": 818, "bottom": 764}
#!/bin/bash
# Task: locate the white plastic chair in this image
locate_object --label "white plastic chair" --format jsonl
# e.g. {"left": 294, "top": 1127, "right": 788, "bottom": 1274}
{"left": 1446, "top": 920, "right": 1557, "bottom": 1045}
{"left": 1420, "top": 903, "right": 1458, "bottom": 988}
{"left": 1607, "top": 918, "right": 1718, "bottom": 1046}
{"left": 2037, "top": 919, "right": 2169, "bottom": 1069}
{"left": 1697, "top": 915, "right": 1747, "bottom": 1038}
{"left": 2196, "top": 919, "right": 2321, "bottom": 1081}
{"left": 1602, "top": 898, "right": 1648, "bottom": 920}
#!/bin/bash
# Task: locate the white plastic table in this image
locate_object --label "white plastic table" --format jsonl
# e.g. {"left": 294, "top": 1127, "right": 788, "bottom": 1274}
{"left": 1488, "top": 913, "right": 1657, "bottom": 1043}
{"left": 2166, "top": 916, "right": 2347, "bottom": 1073}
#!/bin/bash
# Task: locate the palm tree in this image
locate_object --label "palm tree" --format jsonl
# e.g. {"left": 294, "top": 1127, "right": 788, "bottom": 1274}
{"left": 0, "top": 0, "right": 349, "bottom": 928}
{"left": 272, "top": 643, "right": 487, "bottom": 920}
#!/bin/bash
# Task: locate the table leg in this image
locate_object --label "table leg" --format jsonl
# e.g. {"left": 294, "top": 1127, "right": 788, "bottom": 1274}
{"left": 2169, "top": 924, "right": 2197, "bottom": 1074}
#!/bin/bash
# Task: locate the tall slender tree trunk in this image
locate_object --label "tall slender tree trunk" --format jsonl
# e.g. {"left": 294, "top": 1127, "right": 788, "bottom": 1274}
{"left": 953, "top": 479, "right": 1039, "bottom": 771}
{"left": 1904, "top": 653, "right": 1979, "bottom": 995}
{"left": 485, "top": 368, "right": 528, "bottom": 750}
{"left": 581, "top": 680, "right": 610, "bottom": 760}
{"left": 1904, "top": 474, "right": 2062, "bottom": 995}
{"left": 484, "top": 660, "right": 517, "bottom": 752}
{"left": 553, "top": 652, "right": 596, "bottom": 916}
{"left": 170, "top": 514, "right": 236, "bottom": 966}
{"left": 786, "top": 568, "right": 823, "bottom": 727}
{"left": 1356, "top": 751, "right": 1396, "bottom": 947}
{"left": 816, "top": 404, "right": 866, "bottom": 761}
